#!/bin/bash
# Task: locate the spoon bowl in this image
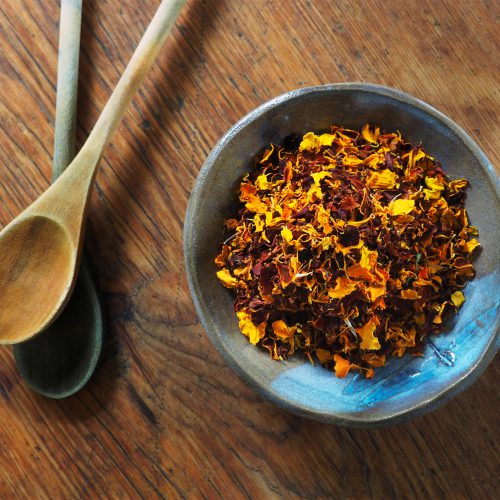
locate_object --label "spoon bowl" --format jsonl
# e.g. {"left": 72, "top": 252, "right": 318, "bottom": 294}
{"left": 14, "top": 260, "right": 102, "bottom": 398}
{"left": 0, "top": 215, "right": 74, "bottom": 344}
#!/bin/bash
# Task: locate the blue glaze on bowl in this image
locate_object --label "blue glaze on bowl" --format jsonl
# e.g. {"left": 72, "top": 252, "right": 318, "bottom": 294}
{"left": 271, "top": 271, "right": 499, "bottom": 421}
{"left": 184, "top": 83, "right": 500, "bottom": 427}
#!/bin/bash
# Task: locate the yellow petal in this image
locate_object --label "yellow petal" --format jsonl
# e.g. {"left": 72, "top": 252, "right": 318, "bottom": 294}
{"left": 362, "top": 123, "right": 380, "bottom": 144}
{"left": 404, "top": 149, "right": 426, "bottom": 168}
{"left": 259, "top": 144, "right": 275, "bottom": 163}
{"left": 311, "top": 171, "right": 330, "bottom": 185}
{"left": 254, "top": 214, "right": 265, "bottom": 232}
{"left": 365, "top": 169, "right": 397, "bottom": 190}
{"left": 451, "top": 291, "right": 465, "bottom": 308}
{"left": 255, "top": 174, "right": 270, "bottom": 190}
{"left": 360, "top": 245, "right": 378, "bottom": 270}
{"left": 281, "top": 226, "right": 293, "bottom": 243}
{"left": 463, "top": 238, "right": 480, "bottom": 253}
{"left": 356, "top": 318, "right": 381, "bottom": 350}
{"left": 216, "top": 269, "right": 238, "bottom": 289}
{"left": 265, "top": 211, "right": 274, "bottom": 226}
{"left": 307, "top": 184, "right": 323, "bottom": 202}
{"left": 364, "top": 152, "right": 385, "bottom": 169}
{"left": 299, "top": 132, "right": 319, "bottom": 151}
{"left": 317, "top": 205, "right": 333, "bottom": 235}
{"left": 318, "top": 133, "right": 334, "bottom": 147}
{"left": 388, "top": 198, "right": 415, "bottom": 216}
{"left": 343, "top": 155, "right": 364, "bottom": 167}
{"left": 236, "top": 310, "right": 266, "bottom": 345}
{"left": 299, "top": 132, "right": 334, "bottom": 152}
{"left": 425, "top": 177, "right": 445, "bottom": 191}
{"left": 423, "top": 188, "right": 442, "bottom": 200}
{"left": 449, "top": 178, "right": 468, "bottom": 192}
{"left": 272, "top": 320, "right": 296, "bottom": 339}
{"left": 328, "top": 277, "right": 357, "bottom": 299}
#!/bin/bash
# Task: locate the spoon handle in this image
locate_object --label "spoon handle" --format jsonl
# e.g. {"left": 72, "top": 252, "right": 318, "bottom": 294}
{"left": 81, "top": 0, "right": 186, "bottom": 159}
{"left": 53, "top": 0, "right": 82, "bottom": 181}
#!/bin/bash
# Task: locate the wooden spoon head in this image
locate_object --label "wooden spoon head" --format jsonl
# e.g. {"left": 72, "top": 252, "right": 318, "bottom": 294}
{"left": 0, "top": 215, "right": 75, "bottom": 344}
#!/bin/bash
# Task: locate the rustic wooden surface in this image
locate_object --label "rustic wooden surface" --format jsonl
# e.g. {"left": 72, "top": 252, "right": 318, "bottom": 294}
{"left": 0, "top": 0, "right": 498, "bottom": 497}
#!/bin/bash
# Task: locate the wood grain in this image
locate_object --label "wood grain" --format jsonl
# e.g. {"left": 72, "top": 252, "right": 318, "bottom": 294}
{"left": 0, "top": 0, "right": 498, "bottom": 497}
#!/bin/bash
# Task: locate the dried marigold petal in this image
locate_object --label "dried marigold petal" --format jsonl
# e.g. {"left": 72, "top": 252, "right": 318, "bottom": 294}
{"left": 364, "top": 284, "right": 386, "bottom": 302}
{"left": 401, "top": 289, "right": 421, "bottom": 299}
{"left": 311, "top": 171, "right": 331, "bottom": 185}
{"left": 216, "top": 123, "right": 478, "bottom": 379}
{"left": 449, "top": 178, "right": 468, "bottom": 193}
{"left": 254, "top": 214, "right": 265, "bottom": 232}
{"left": 272, "top": 320, "right": 296, "bottom": 339}
{"left": 281, "top": 226, "right": 293, "bottom": 243}
{"left": 245, "top": 196, "right": 268, "bottom": 214}
{"left": 343, "top": 155, "right": 364, "bottom": 167}
{"left": 362, "top": 123, "right": 380, "bottom": 144}
{"left": 255, "top": 174, "right": 270, "bottom": 190}
{"left": 299, "top": 132, "right": 334, "bottom": 152}
{"left": 216, "top": 268, "right": 238, "bottom": 288}
{"left": 365, "top": 169, "right": 397, "bottom": 189}
{"left": 451, "top": 291, "right": 465, "bottom": 308}
{"left": 356, "top": 318, "right": 381, "bottom": 351}
{"left": 328, "top": 277, "right": 357, "bottom": 299}
{"left": 316, "top": 348, "right": 335, "bottom": 364}
{"left": 388, "top": 198, "right": 415, "bottom": 216}
{"left": 425, "top": 176, "right": 445, "bottom": 191}
{"left": 334, "top": 354, "right": 351, "bottom": 378}
{"left": 237, "top": 310, "right": 266, "bottom": 345}
{"left": 347, "top": 263, "right": 376, "bottom": 282}
{"left": 259, "top": 144, "right": 275, "bottom": 163}
{"left": 463, "top": 238, "right": 480, "bottom": 254}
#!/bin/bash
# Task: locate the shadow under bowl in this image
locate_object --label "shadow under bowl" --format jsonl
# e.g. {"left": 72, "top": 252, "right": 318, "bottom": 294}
{"left": 184, "top": 83, "right": 500, "bottom": 428}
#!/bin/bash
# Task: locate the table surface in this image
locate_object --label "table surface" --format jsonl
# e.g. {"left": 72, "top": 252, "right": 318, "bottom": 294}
{"left": 0, "top": 0, "right": 499, "bottom": 497}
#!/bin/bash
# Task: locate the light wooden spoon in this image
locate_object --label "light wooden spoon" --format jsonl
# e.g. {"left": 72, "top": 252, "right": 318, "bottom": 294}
{"left": 0, "top": 0, "right": 186, "bottom": 344}
{"left": 14, "top": 0, "right": 103, "bottom": 398}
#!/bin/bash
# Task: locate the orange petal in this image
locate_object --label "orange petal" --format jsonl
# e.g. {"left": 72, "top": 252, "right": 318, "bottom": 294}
{"left": 245, "top": 195, "right": 268, "bottom": 214}
{"left": 272, "top": 319, "right": 296, "bottom": 339}
{"left": 316, "top": 348, "right": 335, "bottom": 364}
{"left": 333, "top": 354, "right": 351, "bottom": 378}
{"left": 400, "top": 289, "right": 421, "bottom": 299}
{"left": 328, "top": 277, "right": 357, "bottom": 299}
{"left": 356, "top": 317, "right": 381, "bottom": 350}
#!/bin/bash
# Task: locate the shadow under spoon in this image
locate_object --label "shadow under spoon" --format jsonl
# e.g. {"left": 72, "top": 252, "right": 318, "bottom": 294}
{"left": 14, "top": 0, "right": 103, "bottom": 398}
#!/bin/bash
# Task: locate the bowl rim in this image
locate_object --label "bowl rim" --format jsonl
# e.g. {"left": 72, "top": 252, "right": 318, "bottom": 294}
{"left": 184, "top": 82, "right": 500, "bottom": 428}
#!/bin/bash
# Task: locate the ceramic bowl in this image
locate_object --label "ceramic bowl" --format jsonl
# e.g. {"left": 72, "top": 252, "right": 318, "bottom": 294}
{"left": 184, "top": 83, "right": 500, "bottom": 428}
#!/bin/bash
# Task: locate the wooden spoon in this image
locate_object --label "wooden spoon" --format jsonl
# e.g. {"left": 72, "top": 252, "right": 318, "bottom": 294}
{"left": 0, "top": 0, "right": 186, "bottom": 344}
{"left": 14, "top": 0, "right": 103, "bottom": 398}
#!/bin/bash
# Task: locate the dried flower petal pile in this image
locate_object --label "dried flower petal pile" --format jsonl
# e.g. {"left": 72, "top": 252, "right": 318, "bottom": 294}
{"left": 215, "top": 124, "right": 479, "bottom": 378}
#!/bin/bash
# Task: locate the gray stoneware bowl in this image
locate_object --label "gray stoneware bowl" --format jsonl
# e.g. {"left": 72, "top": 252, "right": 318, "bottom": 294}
{"left": 184, "top": 83, "right": 500, "bottom": 428}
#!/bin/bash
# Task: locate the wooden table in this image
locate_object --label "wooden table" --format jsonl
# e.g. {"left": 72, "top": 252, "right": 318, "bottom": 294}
{"left": 0, "top": 0, "right": 498, "bottom": 497}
